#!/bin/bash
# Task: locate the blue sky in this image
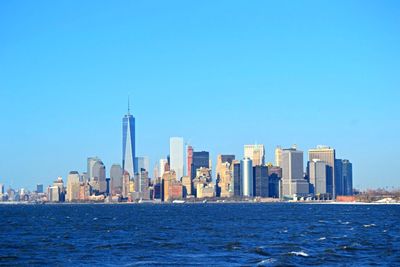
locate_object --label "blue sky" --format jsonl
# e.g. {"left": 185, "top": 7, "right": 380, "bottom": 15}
{"left": 0, "top": 0, "right": 399, "bottom": 190}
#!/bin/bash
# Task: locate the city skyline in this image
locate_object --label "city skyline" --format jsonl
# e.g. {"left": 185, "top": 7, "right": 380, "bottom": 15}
{"left": 1, "top": 1, "right": 400, "bottom": 190}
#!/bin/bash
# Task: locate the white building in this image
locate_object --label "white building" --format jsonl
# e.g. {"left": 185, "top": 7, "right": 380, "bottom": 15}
{"left": 170, "top": 137, "right": 184, "bottom": 180}
{"left": 67, "top": 171, "right": 80, "bottom": 202}
{"left": 281, "top": 148, "right": 309, "bottom": 197}
{"left": 244, "top": 144, "right": 265, "bottom": 166}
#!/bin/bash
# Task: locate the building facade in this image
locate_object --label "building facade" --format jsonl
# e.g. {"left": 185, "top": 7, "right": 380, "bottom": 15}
{"left": 122, "top": 107, "right": 136, "bottom": 178}
{"left": 244, "top": 144, "right": 265, "bottom": 166}
{"left": 170, "top": 137, "right": 184, "bottom": 180}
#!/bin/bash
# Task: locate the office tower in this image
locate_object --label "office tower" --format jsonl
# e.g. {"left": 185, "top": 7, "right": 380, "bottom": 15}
{"left": 0, "top": 184, "right": 4, "bottom": 195}
{"left": 36, "top": 184, "right": 43, "bottom": 194}
{"left": 87, "top": 157, "right": 101, "bottom": 181}
{"left": 197, "top": 183, "right": 216, "bottom": 198}
{"left": 309, "top": 146, "right": 336, "bottom": 198}
{"left": 170, "top": 137, "right": 184, "bottom": 180}
{"left": 244, "top": 144, "right": 265, "bottom": 166}
{"left": 275, "top": 146, "right": 283, "bottom": 167}
{"left": 233, "top": 160, "right": 241, "bottom": 196}
{"left": 216, "top": 154, "right": 235, "bottom": 179}
{"left": 309, "top": 160, "right": 328, "bottom": 196}
{"left": 162, "top": 171, "right": 183, "bottom": 202}
{"left": 110, "top": 164, "right": 123, "bottom": 195}
{"left": 281, "top": 148, "right": 309, "bottom": 197}
{"left": 192, "top": 167, "right": 212, "bottom": 197}
{"left": 122, "top": 102, "right": 136, "bottom": 178}
{"left": 191, "top": 151, "right": 210, "bottom": 179}
{"left": 241, "top": 158, "right": 254, "bottom": 197}
{"left": 48, "top": 186, "right": 60, "bottom": 202}
{"left": 122, "top": 171, "right": 130, "bottom": 198}
{"left": 159, "top": 159, "right": 168, "bottom": 178}
{"left": 135, "top": 156, "right": 150, "bottom": 173}
{"left": 187, "top": 146, "right": 193, "bottom": 177}
{"left": 335, "top": 159, "right": 353, "bottom": 196}
{"left": 181, "top": 176, "right": 192, "bottom": 197}
{"left": 92, "top": 160, "right": 106, "bottom": 193}
{"left": 268, "top": 166, "right": 282, "bottom": 198}
{"left": 217, "top": 162, "right": 234, "bottom": 198}
{"left": 53, "top": 177, "right": 65, "bottom": 202}
{"left": 253, "top": 165, "right": 269, "bottom": 197}
{"left": 67, "top": 171, "right": 80, "bottom": 202}
{"left": 133, "top": 170, "right": 150, "bottom": 200}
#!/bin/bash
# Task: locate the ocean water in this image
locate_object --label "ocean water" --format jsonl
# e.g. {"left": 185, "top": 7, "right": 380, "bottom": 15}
{"left": 0, "top": 203, "right": 399, "bottom": 266}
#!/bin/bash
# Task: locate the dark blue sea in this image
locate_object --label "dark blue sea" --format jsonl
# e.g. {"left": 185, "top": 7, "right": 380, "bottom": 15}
{"left": 0, "top": 203, "right": 399, "bottom": 266}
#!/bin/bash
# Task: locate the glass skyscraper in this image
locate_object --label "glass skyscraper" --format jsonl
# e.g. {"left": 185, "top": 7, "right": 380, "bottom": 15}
{"left": 122, "top": 106, "right": 136, "bottom": 178}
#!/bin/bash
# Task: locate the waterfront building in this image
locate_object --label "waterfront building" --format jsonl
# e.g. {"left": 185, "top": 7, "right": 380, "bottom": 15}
{"left": 87, "top": 157, "right": 101, "bottom": 182}
{"left": 308, "top": 146, "right": 336, "bottom": 198}
{"left": 197, "top": 183, "right": 216, "bottom": 198}
{"left": 216, "top": 154, "right": 235, "bottom": 179}
{"left": 241, "top": 158, "right": 253, "bottom": 197}
{"left": 48, "top": 186, "right": 60, "bottom": 202}
{"left": 0, "top": 184, "right": 4, "bottom": 195}
{"left": 66, "top": 171, "right": 80, "bottom": 202}
{"left": 110, "top": 164, "right": 123, "bottom": 195}
{"left": 281, "top": 148, "right": 309, "bottom": 198}
{"left": 162, "top": 171, "right": 183, "bottom": 202}
{"left": 36, "top": 184, "right": 43, "bottom": 194}
{"left": 186, "top": 146, "right": 193, "bottom": 177}
{"left": 122, "top": 171, "right": 130, "bottom": 198}
{"left": 268, "top": 166, "right": 282, "bottom": 198}
{"left": 122, "top": 102, "right": 136, "bottom": 178}
{"left": 92, "top": 160, "right": 106, "bottom": 193}
{"left": 244, "top": 144, "right": 265, "bottom": 166}
{"left": 335, "top": 159, "right": 353, "bottom": 196}
{"left": 53, "top": 177, "right": 65, "bottom": 202}
{"left": 253, "top": 165, "right": 269, "bottom": 197}
{"left": 275, "top": 146, "right": 283, "bottom": 167}
{"left": 181, "top": 176, "right": 192, "bottom": 197}
{"left": 191, "top": 151, "right": 210, "bottom": 179}
{"left": 309, "top": 160, "right": 328, "bottom": 197}
{"left": 170, "top": 137, "right": 184, "bottom": 180}
{"left": 233, "top": 160, "right": 241, "bottom": 196}
{"left": 192, "top": 167, "right": 212, "bottom": 197}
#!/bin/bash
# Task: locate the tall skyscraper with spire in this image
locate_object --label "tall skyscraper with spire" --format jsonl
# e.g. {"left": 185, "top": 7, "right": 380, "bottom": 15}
{"left": 122, "top": 98, "right": 136, "bottom": 178}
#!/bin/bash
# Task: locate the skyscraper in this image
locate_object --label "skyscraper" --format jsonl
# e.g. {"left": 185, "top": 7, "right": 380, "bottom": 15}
{"left": 281, "top": 148, "right": 309, "bottom": 197}
{"left": 253, "top": 165, "right": 269, "bottom": 197}
{"left": 92, "top": 160, "right": 106, "bottom": 193}
{"left": 110, "top": 164, "right": 123, "bottom": 195}
{"left": 159, "top": 159, "right": 168, "bottom": 179}
{"left": 67, "top": 171, "right": 80, "bottom": 202}
{"left": 87, "top": 157, "right": 101, "bottom": 181}
{"left": 122, "top": 101, "right": 136, "bottom": 178}
{"left": 309, "top": 146, "right": 336, "bottom": 198}
{"left": 191, "top": 151, "right": 210, "bottom": 179}
{"left": 335, "top": 159, "right": 353, "bottom": 196}
{"left": 186, "top": 146, "right": 193, "bottom": 177}
{"left": 170, "top": 137, "right": 184, "bottom": 180}
{"left": 244, "top": 144, "right": 265, "bottom": 166}
{"left": 275, "top": 146, "right": 283, "bottom": 167}
{"left": 135, "top": 156, "right": 150, "bottom": 173}
{"left": 309, "top": 159, "right": 328, "bottom": 196}
{"left": 233, "top": 160, "right": 241, "bottom": 197}
{"left": 241, "top": 158, "right": 254, "bottom": 197}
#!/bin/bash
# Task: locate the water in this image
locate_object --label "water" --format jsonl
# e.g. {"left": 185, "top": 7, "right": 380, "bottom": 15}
{"left": 0, "top": 203, "right": 399, "bottom": 266}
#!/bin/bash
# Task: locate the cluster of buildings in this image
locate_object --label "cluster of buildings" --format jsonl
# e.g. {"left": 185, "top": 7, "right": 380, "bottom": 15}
{"left": 0, "top": 106, "right": 353, "bottom": 203}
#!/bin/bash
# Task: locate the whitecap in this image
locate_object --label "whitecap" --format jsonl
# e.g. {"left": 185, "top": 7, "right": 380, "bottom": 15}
{"left": 257, "top": 258, "right": 277, "bottom": 266}
{"left": 290, "top": 251, "right": 309, "bottom": 257}
{"left": 318, "top": 237, "right": 327, "bottom": 241}
{"left": 93, "top": 217, "right": 98, "bottom": 221}
{"left": 363, "top": 224, "right": 376, "bottom": 228}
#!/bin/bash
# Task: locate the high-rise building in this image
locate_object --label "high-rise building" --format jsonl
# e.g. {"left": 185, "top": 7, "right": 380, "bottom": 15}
{"left": 335, "top": 159, "right": 353, "bottom": 196}
{"left": 275, "top": 146, "right": 283, "bottom": 167}
{"left": 159, "top": 159, "right": 168, "bottom": 179}
{"left": 36, "top": 184, "right": 44, "bottom": 194}
{"left": 191, "top": 151, "right": 210, "bottom": 179}
{"left": 87, "top": 157, "right": 101, "bottom": 181}
{"left": 268, "top": 166, "right": 282, "bottom": 198}
{"left": 244, "top": 144, "right": 265, "bottom": 166}
{"left": 309, "top": 146, "right": 336, "bottom": 198}
{"left": 0, "top": 184, "right": 4, "bottom": 195}
{"left": 186, "top": 146, "right": 193, "bottom": 177}
{"left": 281, "top": 148, "right": 309, "bottom": 197}
{"left": 233, "top": 160, "right": 241, "bottom": 196}
{"left": 122, "top": 102, "right": 136, "bottom": 178}
{"left": 253, "top": 165, "right": 269, "bottom": 197}
{"left": 216, "top": 154, "right": 235, "bottom": 179}
{"left": 241, "top": 158, "right": 253, "bottom": 197}
{"left": 48, "top": 186, "right": 60, "bottom": 202}
{"left": 135, "top": 156, "right": 150, "bottom": 173}
{"left": 92, "top": 160, "right": 106, "bottom": 193}
{"left": 309, "top": 159, "right": 328, "bottom": 196}
{"left": 170, "top": 137, "right": 184, "bottom": 180}
{"left": 67, "top": 171, "right": 80, "bottom": 202}
{"left": 122, "top": 171, "right": 130, "bottom": 198}
{"left": 110, "top": 164, "right": 123, "bottom": 195}
{"left": 181, "top": 176, "right": 192, "bottom": 197}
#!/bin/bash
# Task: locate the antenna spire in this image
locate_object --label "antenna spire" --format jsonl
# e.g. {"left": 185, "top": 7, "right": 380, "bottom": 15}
{"left": 128, "top": 95, "right": 131, "bottom": 115}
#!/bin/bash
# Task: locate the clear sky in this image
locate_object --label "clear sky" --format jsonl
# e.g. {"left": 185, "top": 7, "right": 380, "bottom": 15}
{"left": 1, "top": 0, "right": 399, "bottom": 190}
